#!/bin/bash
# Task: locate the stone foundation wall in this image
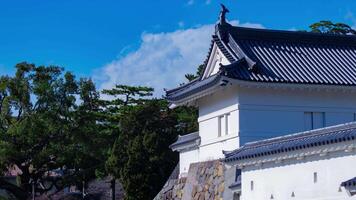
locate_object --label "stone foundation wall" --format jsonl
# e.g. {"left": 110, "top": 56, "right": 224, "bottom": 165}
{"left": 155, "top": 160, "right": 225, "bottom": 200}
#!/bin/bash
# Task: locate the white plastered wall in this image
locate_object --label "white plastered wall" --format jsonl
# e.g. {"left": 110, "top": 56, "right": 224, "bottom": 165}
{"left": 197, "top": 85, "right": 240, "bottom": 161}
{"left": 237, "top": 86, "right": 356, "bottom": 144}
{"left": 179, "top": 148, "right": 199, "bottom": 176}
{"left": 239, "top": 145, "right": 356, "bottom": 200}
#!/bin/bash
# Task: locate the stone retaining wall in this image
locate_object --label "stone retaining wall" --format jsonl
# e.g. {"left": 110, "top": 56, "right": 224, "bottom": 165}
{"left": 155, "top": 160, "right": 225, "bottom": 200}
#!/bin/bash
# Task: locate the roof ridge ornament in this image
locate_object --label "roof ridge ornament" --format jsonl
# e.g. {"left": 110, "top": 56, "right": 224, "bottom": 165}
{"left": 215, "top": 4, "right": 232, "bottom": 43}
{"left": 219, "top": 4, "right": 229, "bottom": 25}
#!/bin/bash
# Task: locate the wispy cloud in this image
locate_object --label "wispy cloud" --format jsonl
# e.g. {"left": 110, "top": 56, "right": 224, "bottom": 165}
{"left": 187, "top": 0, "right": 194, "bottom": 6}
{"left": 94, "top": 20, "right": 264, "bottom": 97}
{"left": 178, "top": 21, "right": 185, "bottom": 28}
{"left": 345, "top": 11, "right": 356, "bottom": 28}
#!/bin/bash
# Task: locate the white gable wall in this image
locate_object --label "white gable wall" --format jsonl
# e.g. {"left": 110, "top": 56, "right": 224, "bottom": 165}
{"left": 202, "top": 43, "right": 231, "bottom": 79}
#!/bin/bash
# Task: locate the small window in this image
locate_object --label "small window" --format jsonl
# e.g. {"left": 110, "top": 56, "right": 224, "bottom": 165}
{"left": 225, "top": 113, "right": 230, "bottom": 135}
{"left": 218, "top": 116, "right": 224, "bottom": 137}
{"left": 313, "top": 172, "right": 317, "bottom": 183}
{"left": 251, "top": 181, "right": 254, "bottom": 191}
{"left": 304, "top": 112, "right": 325, "bottom": 130}
{"left": 291, "top": 191, "right": 295, "bottom": 197}
{"left": 218, "top": 113, "right": 230, "bottom": 137}
{"left": 235, "top": 168, "right": 241, "bottom": 182}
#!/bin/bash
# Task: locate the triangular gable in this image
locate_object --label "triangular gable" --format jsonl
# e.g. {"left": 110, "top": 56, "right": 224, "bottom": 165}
{"left": 201, "top": 42, "right": 232, "bottom": 79}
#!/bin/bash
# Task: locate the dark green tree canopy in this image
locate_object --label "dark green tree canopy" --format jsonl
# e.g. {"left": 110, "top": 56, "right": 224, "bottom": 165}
{"left": 309, "top": 20, "right": 356, "bottom": 35}
{"left": 0, "top": 63, "right": 110, "bottom": 198}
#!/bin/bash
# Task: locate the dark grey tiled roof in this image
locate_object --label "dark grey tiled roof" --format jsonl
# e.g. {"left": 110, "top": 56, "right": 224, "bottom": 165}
{"left": 225, "top": 122, "right": 356, "bottom": 162}
{"left": 228, "top": 181, "right": 241, "bottom": 189}
{"left": 342, "top": 177, "right": 356, "bottom": 187}
{"left": 227, "top": 27, "right": 356, "bottom": 85}
{"left": 166, "top": 25, "right": 356, "bottom": 102}
{"left": 169, "top": 131, "right": 200, "bottom": 150}
{"left": 166, "top": 74, "right": 227, "bottom": 102}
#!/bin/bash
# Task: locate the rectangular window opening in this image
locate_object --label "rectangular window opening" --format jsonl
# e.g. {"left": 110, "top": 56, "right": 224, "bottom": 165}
{"left": 251, "top": 180, "right": 254, "bottom": 191}
{"left": 235, "top": 168, "right": 241, "bottom": 182}
{"left": 218, "top": 116, "right": 224, "bottom": 137}
{"left": 314, "top": 172, "right": 318, "bottom": 183}
{"left": 304, "top": 112, "right": 325, "bottom": 130}
{"left": 225, "top": 113, "right": 230, "bottom": 135}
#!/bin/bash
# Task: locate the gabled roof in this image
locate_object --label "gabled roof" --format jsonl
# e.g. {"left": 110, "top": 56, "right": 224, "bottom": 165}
{"left": 169, "top": 131, "right": 200, "bottom": 151}
{"left": 224, "top": 122, "right": 356, "bottom": 162}
{"left": 226, "top": 26, "right": 356, "bottom": 84}
{"left": 166, "top": 15, "right": 356, "bottom": 104}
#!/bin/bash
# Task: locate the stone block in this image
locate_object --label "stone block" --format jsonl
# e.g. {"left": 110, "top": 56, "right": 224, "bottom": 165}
{"left": 217, "top": 165, "right": 224, "bottom": 177}
{"left": 198, "top": 193, "right": 205, "bottom": 200}
{"left": 192, "top": 185, "right": 197, "bottom": 197}
{"left": 218, "top": 182, "right": 224, "bottom": 193}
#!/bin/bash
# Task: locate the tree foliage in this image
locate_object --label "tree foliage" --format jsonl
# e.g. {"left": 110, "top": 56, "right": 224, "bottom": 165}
{"left": 184, "top": 64, "right": 205, "bottom": 82}
{"left": 309, "top": 20, "right": 356, "bottom": 35}
{"left": 0, "top": 63, "right": 109, "bottom": 198}
{"left": 103, "top": 85, "right": 197, "bottom": 200}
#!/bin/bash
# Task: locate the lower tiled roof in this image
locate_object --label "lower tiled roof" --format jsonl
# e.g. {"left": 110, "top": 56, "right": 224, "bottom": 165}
{"left": 225, "top": 122, "right": 356, "bottom": 162}
{"left": 342, "top": 177, "right": 356, "bottom": 187}
{"left": 169, "top": 132, "right": 200, "bottom": 150}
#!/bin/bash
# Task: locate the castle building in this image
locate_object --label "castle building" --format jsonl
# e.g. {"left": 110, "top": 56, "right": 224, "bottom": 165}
{"left": 166, "top": 5, "right": 356, "bottom": 200}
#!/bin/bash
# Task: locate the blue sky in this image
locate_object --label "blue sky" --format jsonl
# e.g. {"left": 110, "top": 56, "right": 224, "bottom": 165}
{"left": 0, "top": 0, "right": 356, "bottom": 96}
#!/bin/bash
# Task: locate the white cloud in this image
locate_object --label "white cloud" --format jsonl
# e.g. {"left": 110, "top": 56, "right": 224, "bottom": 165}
{"left": 95, "top": 20, "right": 264, "bottom": 97}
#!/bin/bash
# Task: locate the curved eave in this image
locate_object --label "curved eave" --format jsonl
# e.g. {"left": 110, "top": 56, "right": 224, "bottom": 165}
{"left": 166, "top": 74, "right": 230, "bottom": 106}
{"left": 170, "top": 140, "right": 200, "bottom": 152}
{"left": 170, "top": 133, "right": 201, "bottom": 152}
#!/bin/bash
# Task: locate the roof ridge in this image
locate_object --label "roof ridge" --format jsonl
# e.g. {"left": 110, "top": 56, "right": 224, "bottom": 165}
{"left": 225, "top": 122, "right": 356, "bottom": 162}
{"left": 229, "top": 26, "right": 356, "bottom": 46}
{"left": 245, "top": 121, "right": 356, "bottom": 148}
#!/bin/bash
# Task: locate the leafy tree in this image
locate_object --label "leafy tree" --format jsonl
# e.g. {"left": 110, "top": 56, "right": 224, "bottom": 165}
{"left": 0, "top": 63, "right": 108, "bottom": 198}
{"left": 102, "top": 85, "right": 196, "bottom": 200}
{"left": 102, "top": 85, "right": 155, "bottom": 199}
{"left": 184, "top": 64, "right": 204, "bottom": 82}
{"left": 309, "top": 20, "right": 356, "bottom": 35}
{"left": 118, "top": 99, "right": 179, "bottom": 200}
